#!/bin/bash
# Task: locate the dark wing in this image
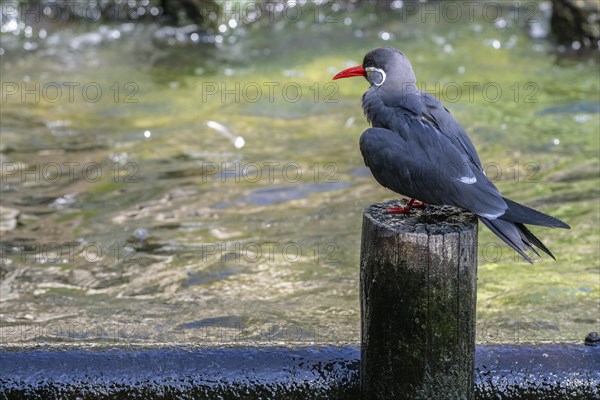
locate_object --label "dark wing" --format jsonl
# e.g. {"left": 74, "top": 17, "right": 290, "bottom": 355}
{"left": 384, "top": 91, "right": 484, "bottom": 170}
{"left": 359, "top": 117, "right": 507, "bottom": 218}
{"left": 501, "top": 197, "right": 570, "bottom": 228}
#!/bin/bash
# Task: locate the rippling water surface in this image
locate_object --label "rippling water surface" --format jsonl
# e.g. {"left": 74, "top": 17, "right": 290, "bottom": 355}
{"left": 1, "top": 2, "right": 598, "bottom": 344}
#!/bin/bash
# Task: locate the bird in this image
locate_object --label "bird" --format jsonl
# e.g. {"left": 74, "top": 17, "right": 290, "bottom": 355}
{"left": 333, "top": 47, "right": 569, "bottom": 263}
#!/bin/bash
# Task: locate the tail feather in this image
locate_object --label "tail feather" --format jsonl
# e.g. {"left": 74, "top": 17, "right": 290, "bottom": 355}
{"left": 480, "top": 217, "right": 537, "bottom": 263}
{"left": 502, "top": 198, "right": 570, "bottom": 229}
{"left": 515, "top": 222, "right": 556, "bottom": 260}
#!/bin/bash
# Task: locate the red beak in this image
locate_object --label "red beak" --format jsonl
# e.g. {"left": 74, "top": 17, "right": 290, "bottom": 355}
{"left": 332, "top": 65, "right": 366, "bottom": 80}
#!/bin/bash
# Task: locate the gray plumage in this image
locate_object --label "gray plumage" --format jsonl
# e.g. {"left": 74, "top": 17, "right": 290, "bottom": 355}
{"left": 343, "top": 47, "right": 569, "bottom": 262}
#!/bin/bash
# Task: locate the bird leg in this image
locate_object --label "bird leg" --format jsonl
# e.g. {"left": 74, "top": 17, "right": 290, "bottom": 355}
{"left": 387, "top": 198, "right": 426, "bottom": 214}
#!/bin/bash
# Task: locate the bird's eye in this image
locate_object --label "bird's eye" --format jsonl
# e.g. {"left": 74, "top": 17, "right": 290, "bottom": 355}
{"left": 365, "top": 67, "right": 386, "bottom": 87}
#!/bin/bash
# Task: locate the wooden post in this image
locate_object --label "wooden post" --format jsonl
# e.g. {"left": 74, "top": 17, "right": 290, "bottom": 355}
{"left": 360, "top": 201, "right": 478, "bottom": 400}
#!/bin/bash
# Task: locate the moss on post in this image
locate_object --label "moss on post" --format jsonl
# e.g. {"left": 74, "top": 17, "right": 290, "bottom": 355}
{"left": 360, "top": 201, "right": 478, "bottom": 400}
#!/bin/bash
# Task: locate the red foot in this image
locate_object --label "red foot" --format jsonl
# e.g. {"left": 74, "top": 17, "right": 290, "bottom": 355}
{"left": 387, "top": 206, "right": 412, "bottom": 214}
{"left": 411, "top": 200, "right": 426, "bottom": 209}
{"left": 386, "top": 198, "right": 426, "bottom": 214}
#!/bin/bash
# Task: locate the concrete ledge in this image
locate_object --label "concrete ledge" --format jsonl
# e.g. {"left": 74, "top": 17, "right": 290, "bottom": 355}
{"left": 475, "top": 344, "right": 599, "bottom": 399}
{"left": 0, "top": 344, "right": 598, "bottom": 399}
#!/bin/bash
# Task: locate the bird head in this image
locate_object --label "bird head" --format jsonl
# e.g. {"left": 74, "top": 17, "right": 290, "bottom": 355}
{"left": 333, "top": 47, "right": 417, "bottom": 94}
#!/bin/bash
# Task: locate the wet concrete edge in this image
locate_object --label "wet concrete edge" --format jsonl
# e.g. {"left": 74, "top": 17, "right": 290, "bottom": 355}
{"left": 0, "top": 344, "right": 598, "bottom": 399}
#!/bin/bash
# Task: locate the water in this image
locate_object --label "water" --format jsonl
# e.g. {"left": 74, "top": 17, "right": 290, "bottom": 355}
{"left": 1, "top": 2, "right": 598, "bottom": 344}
